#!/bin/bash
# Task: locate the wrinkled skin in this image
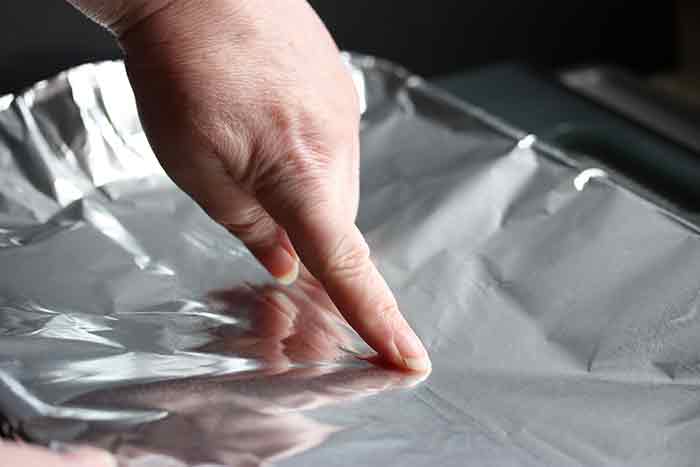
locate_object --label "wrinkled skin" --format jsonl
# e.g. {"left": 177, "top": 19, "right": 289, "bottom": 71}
{"left": 2, "top": 0, "right": 431, "bottom": 463}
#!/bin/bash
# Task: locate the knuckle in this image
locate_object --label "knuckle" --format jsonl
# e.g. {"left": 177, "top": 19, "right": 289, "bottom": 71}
{"left": 369, "top": 299, "right": 399, "bottom": 329}
{"left": 251, "top": 109, "right": 330, "bottom": 197}
{"left": 253, "top": 156, "right": 329, "bottom": 220}
{"left": 265, "top": 104, "right": 339, "bottom": 167}
{"left": 219, "top": 206, "right": 275, "bottom": 245}
{"left": 204, "top": 118, "right": 257, "bottom": 186}
{"left": 323, "top": 234, "right": 372, "bottom": 280}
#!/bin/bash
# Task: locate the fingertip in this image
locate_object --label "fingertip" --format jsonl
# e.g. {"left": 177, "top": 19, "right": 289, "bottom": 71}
{"left": 259, "top": 245, "right": 300, "bottom": 286}
{"left": 359, "top": 350, "right": 432, "bottom": 376}
{"left": 403, "top": 355, "right": 432, "bottom": 372}
{"left": 392, "top": 325, "right": 431, "bottom": 372}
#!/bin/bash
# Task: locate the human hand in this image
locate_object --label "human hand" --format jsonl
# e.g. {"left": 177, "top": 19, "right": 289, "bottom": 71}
{"left": 67, "top": 0, "right": 430, "bottom": 371}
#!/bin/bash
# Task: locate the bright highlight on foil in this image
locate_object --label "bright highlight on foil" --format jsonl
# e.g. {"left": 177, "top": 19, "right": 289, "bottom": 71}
{"left": 574, "top": 168, "right": 607, "bottom": 191}
{"left": 517, "top": 134, "right": 537, "bottom": 149}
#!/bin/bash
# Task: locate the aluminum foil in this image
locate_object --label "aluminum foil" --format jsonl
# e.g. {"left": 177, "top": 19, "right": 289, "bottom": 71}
{"left": 2, "top": 55, "right": 700, "bottom": 467}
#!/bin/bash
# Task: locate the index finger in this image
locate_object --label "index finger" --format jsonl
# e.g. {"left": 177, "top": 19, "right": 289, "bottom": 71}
{"left": 271, "top": 202, "right": 431, "bottom": 372}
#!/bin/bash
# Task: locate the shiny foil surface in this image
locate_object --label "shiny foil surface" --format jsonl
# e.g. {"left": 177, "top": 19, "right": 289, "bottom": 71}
{"left": 2, "top": 56, "right": 700, "bottom": 467}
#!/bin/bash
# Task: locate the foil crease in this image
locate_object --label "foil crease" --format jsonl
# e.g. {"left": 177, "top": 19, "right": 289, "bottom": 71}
{"left": 1, "top": 56, "right": 700, "bottom": 466}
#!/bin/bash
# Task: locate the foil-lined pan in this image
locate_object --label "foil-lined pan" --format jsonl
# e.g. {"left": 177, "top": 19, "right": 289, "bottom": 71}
{"left": 1, "top": 55, "right": 700, "bottom": 466}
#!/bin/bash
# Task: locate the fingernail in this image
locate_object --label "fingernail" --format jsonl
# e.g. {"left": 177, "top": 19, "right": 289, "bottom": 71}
{"left": 393, "top": 327, "right": 431, "bottom": 372}
{"left": 267, "top": 246, "right": 299, "bottom": 286}
{"left": 276, "top": 256, "right": 299, "bottom": 286}
{"left": 403, "top": 356, "right": 432, "bottom": 372}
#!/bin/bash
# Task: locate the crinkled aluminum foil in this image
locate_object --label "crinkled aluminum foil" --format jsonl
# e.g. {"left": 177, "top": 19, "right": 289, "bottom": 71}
{"left": 2, "top": 55, "right": 700, "bottom": 466}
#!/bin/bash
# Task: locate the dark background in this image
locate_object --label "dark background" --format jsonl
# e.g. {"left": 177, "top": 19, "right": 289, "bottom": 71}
{"left": 0, "top": 1, "right": 678, "bottom": 93}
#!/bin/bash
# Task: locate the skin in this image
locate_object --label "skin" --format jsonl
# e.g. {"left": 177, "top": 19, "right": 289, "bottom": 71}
{"left": 0, "top": 441, "right": 117, "bottom": 466}
{"left": 72, "top": 0, "right": 430, "bottom": 371}
{"left": 2, "top": 0, "right": 431, "bottom": 462}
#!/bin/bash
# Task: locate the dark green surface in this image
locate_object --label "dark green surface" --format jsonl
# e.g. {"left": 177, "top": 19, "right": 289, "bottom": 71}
{"left": 435, "top": 64, "right": 700, "bottom": 210}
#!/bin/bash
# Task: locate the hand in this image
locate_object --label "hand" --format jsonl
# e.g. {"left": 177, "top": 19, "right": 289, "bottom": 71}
{"left": 67, "top": 0, "right": 430, "bottom": 371}
{"left": 0, "top": 441, "right": 116, "bottom": 467}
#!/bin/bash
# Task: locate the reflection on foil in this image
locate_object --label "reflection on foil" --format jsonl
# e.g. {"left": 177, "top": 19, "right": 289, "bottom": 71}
{"left": 0, "top": 371, "right": 167, "bottom": 437}
{"left": 573, "top": 168, "right": 608, "bottom": 191}
{"left": 74, "top": 366, "right": 426, "bottom": 466}
{"left": 16, "top": 268, "right": 424, "bottom": 465}
{"left": 517, "top": 134, "right": 537, "bottom": 150}
{"left": 199, "top": 271, "right": 366, "bottom": 367}
{"left": 2, "top": 55, "right": 700, "bottom": 466}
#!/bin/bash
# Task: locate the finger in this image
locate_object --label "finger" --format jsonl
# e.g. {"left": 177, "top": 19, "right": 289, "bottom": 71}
{"left": 0, "top": 442, "right": 116, "bottom": 467}
{"left": 166, "top": 154, "right": 300, "bottom": 285}
{"left": 295, "top": 264, "right": 343, "bottom": 320}
{"left": 217, "top": 190, "right": 300, "bottom": 285}
{"left": 262, "top": 193, "right": 431, "bottom": 372}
